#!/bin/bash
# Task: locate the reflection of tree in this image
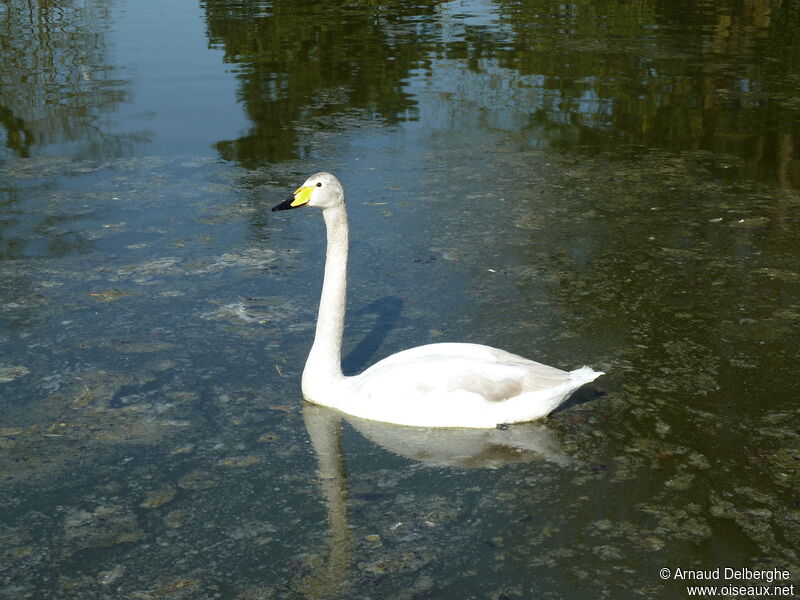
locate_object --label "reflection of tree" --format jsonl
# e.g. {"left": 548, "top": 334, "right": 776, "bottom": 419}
{"left": 486, "top": 0, "right": 800, "bottom": 187}
{"left": 0, "top": 0, "right": 140, "bottom": 259}
{"left": 202, "top": 0, "right": 439, "bottom": 166}
{"left": 0, "top": 0, "right": 136, "bottom": 159}
{"left": 203, "top": 0, "right": 798, "bottom": 186}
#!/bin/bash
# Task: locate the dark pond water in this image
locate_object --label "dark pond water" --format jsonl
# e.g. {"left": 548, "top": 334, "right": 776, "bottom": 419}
{"left": 1, "top": 0, "right": 799, "bottom": 598}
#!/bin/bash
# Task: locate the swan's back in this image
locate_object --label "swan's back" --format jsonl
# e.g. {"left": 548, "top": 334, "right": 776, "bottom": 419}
{"left": 333, "top": 343, "right": 602, "bottom": 428}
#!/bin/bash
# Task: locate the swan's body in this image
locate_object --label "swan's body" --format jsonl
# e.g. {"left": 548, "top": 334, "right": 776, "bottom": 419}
{"left": 272, "top": 172, "right": 603, "bottom": 429}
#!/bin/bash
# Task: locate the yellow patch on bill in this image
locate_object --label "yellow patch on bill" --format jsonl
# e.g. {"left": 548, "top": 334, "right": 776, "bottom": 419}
{"left": 291, "top": 185, "right": 314, "bottom": 207}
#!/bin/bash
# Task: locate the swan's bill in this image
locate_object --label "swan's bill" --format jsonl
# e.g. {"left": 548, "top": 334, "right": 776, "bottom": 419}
{"left": 271, "top": 185, "right": 314, "bottom": 211}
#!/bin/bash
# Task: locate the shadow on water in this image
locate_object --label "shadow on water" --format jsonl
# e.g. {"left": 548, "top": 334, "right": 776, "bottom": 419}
{"left": 553, "top": 385, "right": 606, "bottom": 415}
{"left": 341, "top": 297, "right": 403, "bottom": 376}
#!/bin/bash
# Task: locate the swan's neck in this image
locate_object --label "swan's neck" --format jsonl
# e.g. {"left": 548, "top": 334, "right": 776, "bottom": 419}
{"left": 302, "top": 204, "right": 348, "bottom": 398}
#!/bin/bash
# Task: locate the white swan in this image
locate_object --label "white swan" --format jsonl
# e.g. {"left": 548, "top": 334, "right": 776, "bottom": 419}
{"left": 272, "top": 172, "right": 603, "bottom": 428}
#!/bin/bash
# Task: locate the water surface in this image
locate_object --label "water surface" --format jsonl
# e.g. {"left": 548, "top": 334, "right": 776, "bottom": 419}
{"left": 1, "top": 0, "right": 798, "bottom": 598}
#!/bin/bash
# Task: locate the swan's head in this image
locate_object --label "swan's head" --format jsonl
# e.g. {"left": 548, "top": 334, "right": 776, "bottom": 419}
{"left": 271, "top": 172, "right": 344, "bottom": 212}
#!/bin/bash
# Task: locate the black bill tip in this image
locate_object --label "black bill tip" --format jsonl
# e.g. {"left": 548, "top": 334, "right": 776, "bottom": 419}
{"left": 272, "top": 197, "right": 299, "bottom": 212}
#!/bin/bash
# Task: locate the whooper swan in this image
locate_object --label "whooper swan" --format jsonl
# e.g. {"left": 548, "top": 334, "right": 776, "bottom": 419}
{"left": 272, "top": 172, "right": 603, "bottom": 428}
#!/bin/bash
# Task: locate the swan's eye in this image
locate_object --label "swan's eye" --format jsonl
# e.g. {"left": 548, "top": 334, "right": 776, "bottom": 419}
{"left": 316, "top": 182, "right": 322, "bottom": 187}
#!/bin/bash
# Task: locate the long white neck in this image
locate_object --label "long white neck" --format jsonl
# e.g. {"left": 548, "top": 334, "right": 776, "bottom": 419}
{"left": 302, "top": 203, "right": 348, "bottom": 399}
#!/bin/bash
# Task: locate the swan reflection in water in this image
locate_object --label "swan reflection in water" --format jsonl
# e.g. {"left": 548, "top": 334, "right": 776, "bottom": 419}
{"left": 297, "top": 402, "right": 571, "bottom": 598}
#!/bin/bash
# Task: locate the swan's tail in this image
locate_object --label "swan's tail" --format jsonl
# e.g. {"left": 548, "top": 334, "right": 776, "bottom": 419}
{"left": 569, "top": 366, "right": 604, "bottom": 385}
{"left": 496, "top": 366, "right": 604, "bottom": 425}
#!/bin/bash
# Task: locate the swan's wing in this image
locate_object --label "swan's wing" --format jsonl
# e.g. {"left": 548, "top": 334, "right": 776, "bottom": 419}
{"left": 339, "top": 343, "right": 602, "bottom": 427}
{"left": 355, "top": 343, "right": 574, "bottom": 400}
